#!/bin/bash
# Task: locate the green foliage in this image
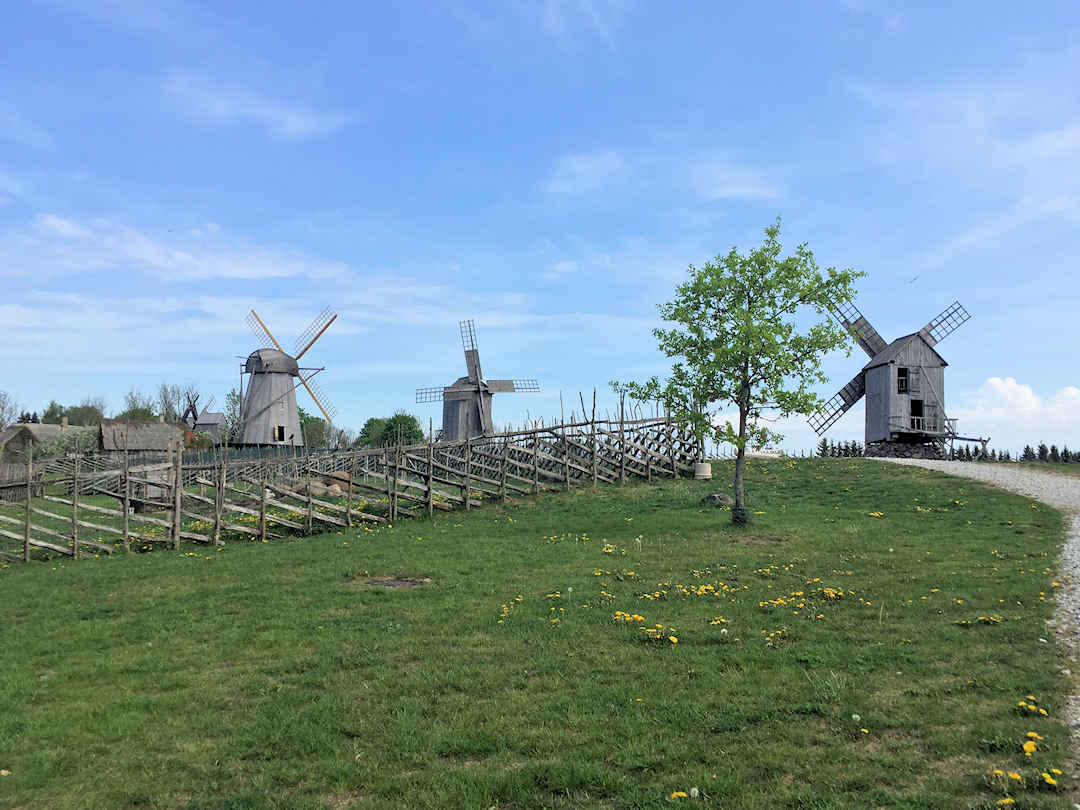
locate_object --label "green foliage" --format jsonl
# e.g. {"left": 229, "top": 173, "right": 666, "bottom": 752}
{"left": 358, "top": 412, "right": 425, "bottom": 447}
{"left": 1038, "top": 443, "right": 1049, "bottom": 462}
{"left": 187, "top": 431, "right": 216, "bottom": 451}
{"left": 298, "top": 406, "right": 328, "bottom": 447}
{"left": 613, "top": 219, "right": 862, "bottom": 517}
{"left": 0, "top": 460, "right": 1070, "bottom": 808}
{"left": 816, "top": 437, "right": 829, "bottom": 457}
{"left": 41, "top": 397, "right": 105, "bottom": 427}
{"left": 113, "top": 407, "right": 156, "bottom": 423}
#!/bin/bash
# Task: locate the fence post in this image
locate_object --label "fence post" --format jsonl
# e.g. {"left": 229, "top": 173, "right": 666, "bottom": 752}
{"left": 531, "top": 433, "right": 539, "bottom": 495}
{"left": 346, "top": 450, "right": 355, "bottom": 528}
{"left": 619, "top": 395, "right": 626, "bottom": 485}
{"left": 71, "top": 446, "right": 80, "bottom": 559}
{"left": 305, "top": 454, "right": 313, "bottom": 535}
{"left": 259, "top": 472, "right": 267, "bottom": 543}
{"left": 165, "top": 440, "right": 175, "bottom": 546}
{"left": 500, "top": 439, "right": 508, "bottom": 503}
{"left": 173, "top": 443, "right": 183, "bottom": 550}
{"left": 591, "top": 390, "right": 598, "bottom": 487}
{"left": 426, "top": 432, "right": 434, "bottom": 518}
{"left": 464, "top": 437, "right": 472, "bottom": 511}
{"left": 122, "top": 433, "right": 131, "bottom": 551}
{"left": 23, "top": 444, "right": 32, "bottom": 562}
{"left": 666, "top": 418, "right": 676, "bottom": 478}
{"left": 212, "top": 459, "right": 222, "bottom": 546}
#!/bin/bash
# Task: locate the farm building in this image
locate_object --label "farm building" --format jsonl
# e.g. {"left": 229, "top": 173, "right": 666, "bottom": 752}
{"left": 99, "top": 420, "right": 185, "bottom": 454}
{"left": 193, "top": 410, "right": 227, "bottom": 442}
{"left": 0, "top": 422, "right": 73, "bottom": 463}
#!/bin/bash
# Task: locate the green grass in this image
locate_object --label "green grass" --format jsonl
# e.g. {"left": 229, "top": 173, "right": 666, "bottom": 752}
{"left": 0, "top": 459, "right": 1072, "bottom": 809}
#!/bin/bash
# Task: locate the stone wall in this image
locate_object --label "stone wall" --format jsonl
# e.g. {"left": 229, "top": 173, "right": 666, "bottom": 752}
{"left": 865, "top": 440, "right": 946, "bottom": 460}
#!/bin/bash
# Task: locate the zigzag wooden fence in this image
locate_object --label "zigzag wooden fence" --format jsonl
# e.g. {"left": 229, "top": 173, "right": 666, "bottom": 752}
{"left": 0, "top": 417, "right": 698, "bottom": 564}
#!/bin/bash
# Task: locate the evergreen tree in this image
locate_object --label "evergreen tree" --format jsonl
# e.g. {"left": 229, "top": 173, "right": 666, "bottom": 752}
{"left": 816, "top": 437, "right": 829, "bottom": 457}
{"left": 1063, "top": 446, "right": 1073, "bottom": 463}
{"left": 1050, "top": 444, "right": 1061, "bottom": 463}
{"left": 829, "top": 440, "right": 837, "bottom": 457}
{"left": 1037, "top": 443, "right": 1049, "bottom": 462}
{"left": 990, "top": 449, "right": 998, "bottom": 461}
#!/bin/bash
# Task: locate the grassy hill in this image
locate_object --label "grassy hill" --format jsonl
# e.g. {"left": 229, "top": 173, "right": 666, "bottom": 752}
{"left": 0, "top": 459, "right": 1072, "bottom": 809}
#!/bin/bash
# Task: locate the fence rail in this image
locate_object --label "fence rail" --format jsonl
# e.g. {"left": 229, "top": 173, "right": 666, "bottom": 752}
{"left": 0, "top": 417, "right": 698, "bottom": 564}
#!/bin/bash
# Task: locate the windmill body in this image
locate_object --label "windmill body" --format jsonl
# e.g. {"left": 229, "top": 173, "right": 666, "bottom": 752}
{"left": 239, "top": 349, "right": 304, "bottom": 446}
{"left": 809, "top": 300, "right": 975, "bottom": 459}
{"left": 417, "top": 319, "right": 540, "bottom": 441}
{"left": 234, "top": 309, "right": 338, "bottom": 447}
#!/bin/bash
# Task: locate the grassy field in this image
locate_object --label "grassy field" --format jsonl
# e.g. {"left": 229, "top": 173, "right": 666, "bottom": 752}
{"left": 0, "top": 459, "right": 1073, "bottom": 809}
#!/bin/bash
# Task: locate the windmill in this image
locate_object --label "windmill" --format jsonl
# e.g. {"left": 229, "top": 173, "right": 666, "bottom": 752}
{"left": 416, "top": 319, "right": 540, "bottom": 441}
{"left": 235, "top": 307, "right": 338, "bottom": 447}
{"left": 808, "top": 299, "right": 985, "bottom": 458}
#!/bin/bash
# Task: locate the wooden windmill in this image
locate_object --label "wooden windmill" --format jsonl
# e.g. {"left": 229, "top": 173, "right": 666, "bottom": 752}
{"left": 235, "top": 307, "right": 338, "bottom": 447}
{"left": 808, "top": 299, "right": 983, "bottom": 458}
{"left": 416, "top": 319, "right": 540, "bottom": 441}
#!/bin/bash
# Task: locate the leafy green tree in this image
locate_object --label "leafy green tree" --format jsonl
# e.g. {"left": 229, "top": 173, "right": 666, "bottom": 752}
{"left": 613, "top": 219, "right": 862, "bottom": 524}
{"left": 223, "top": 388, "right": 242, "bottom": 443}
{"left": 298, "top": 407, "right": 328, "bottom": 447}
{"left": 0, "top": 391, "right": 17, "bottom": 431}
{"left": 358, "top": 417, "right": 388, "bottom": 448}
{"left": 383, "top": 411, "right": 425, "bottom": 446}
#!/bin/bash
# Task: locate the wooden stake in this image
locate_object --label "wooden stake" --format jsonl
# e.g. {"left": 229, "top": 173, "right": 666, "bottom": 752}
{"left": 426, "top": 426, "right": 434, "bottom": 518}
{"left": 72, "top": 444, "right": 80, "bottom": 559}
{"left": 345, "top": 450, "right": 355, "bottom": 528}
{"left": 619, "top": 394, "right": 626, "bottom": 485}
{"left": 500, "top": 439, "right": 508, "bottom": 503}
{"left": 122, "top": 432, "right": 131, "bottom": 551}
{"left": 259, "top": 472, "right": 267, "bottom": 543}
{"left": 212, "top": 459, "right": 222, "bottom": 546}
{"left": 173, "top": 443, "right": 183, "bottom": 550}
{"left": 591, "top": 389, "right": 598, "bottom": 487}
{"left": 23, "top": 444, "right": 32, "bottom": 562}
{"left": 560, "top": 392, "right": 569, "bottom": 491}
{"left": 305, "top": 453, "right": 314, "bottom": 535}
{"left": 464, "top": 437, "right": 472, "bottom": 511}
{"left": 532, "top": 432, "right": 539, "bottom": 495}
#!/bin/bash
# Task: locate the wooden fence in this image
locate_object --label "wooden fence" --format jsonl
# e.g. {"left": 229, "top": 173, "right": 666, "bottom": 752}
{"left": 0, "top": 417, "right": 698, "bottom": 564}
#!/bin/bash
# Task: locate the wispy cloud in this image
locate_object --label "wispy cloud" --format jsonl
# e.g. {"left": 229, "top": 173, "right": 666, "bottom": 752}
{"left": 165, "top": 69, "right": 348, "bottom": 140}
{"left": 691, "top": 155, "right": 781, "bottom": 200}
{"left": 541, "top": 259, "right": 579, "bottom": 281}
{"left": 837, "top": 0, "right": 905, "bottom": 32}
{"left": 545, "top": 150, "right": 630, "bottom": 193}
{"left": 0, "top": 104, "right": 52, "bottom": 149}
{"left": 532, "top": 0, "right": 631, "bottom": 49}
{"left": 1, "top": 213, "right": 349, "bottom": 281}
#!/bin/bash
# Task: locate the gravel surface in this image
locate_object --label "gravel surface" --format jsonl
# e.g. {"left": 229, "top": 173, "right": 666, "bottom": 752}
{"left": 876, "top": 459, "right": 1080, "bottom": 747}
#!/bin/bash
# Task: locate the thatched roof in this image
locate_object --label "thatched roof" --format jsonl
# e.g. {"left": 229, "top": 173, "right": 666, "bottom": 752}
{"left": 99, "top": 420, "right": 185, "bottom": 452}
{"left": 0, "top": 423, "right": 66, "bottom": 451}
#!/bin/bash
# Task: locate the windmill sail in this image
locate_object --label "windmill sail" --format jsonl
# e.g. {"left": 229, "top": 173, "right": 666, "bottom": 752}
{"left": 919, "top": 301, "right": 970, "bottom": 347}
{"left": 486, "top": 379, "right": 540, "bottom": 393}
{"left": 830, "top": 299, "right": 888, "bottom": 358}
{"left": 415, "top": 387, "right": 445, "bottom": 403}
{"left": 807, "top": 373, "right": 866, "bottom": 435}
{"left": 460, "top": 319, "right": 483, "bottom": 382}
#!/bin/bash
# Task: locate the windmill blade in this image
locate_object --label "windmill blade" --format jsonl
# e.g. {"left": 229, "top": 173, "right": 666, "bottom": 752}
{"left": 299, "top": 373, "right": 338, "bottom": 423}
{"left": 416, "top": 387, "right": 445, "bottom": 403}
{"left": 246, "top": 309, "right": 284, "bottom": 351}
{"left": 199, "top": 394, "right": 216, "bottom": 416}
{"left": 920, "top": 301, "right": 970, "bottom": 347}
{"left": 295, "top": 306, "right": 338, "bottom": 360}
{"left": 807, "top": 373, "right": 866, "bottom": 435}
{"left": 829, "top": 299, "right": 888, "bottom": 358}
{"left": 487, "top": 379, "right": 540, "bottom": 393}
{"left": 460, "top": 319, "right": 483, "bottom": 382}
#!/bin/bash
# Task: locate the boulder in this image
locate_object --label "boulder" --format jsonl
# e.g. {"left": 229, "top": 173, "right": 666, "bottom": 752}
{"left": 701, "top": 493, "right": 733, "bottom": 507}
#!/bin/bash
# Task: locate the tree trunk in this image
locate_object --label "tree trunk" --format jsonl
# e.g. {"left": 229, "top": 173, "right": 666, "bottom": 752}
{"left": 732, "top": 398, "right": 750, "bottom": 526}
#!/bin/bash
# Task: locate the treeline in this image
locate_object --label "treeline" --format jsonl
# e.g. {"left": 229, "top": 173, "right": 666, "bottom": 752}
{"left": 1, "top": 387, "right": 429, "bottom": 451}
{"left": 1018, "top": 443, "right": 1079, "bottom": 464}
{"left": 815, "top": 439, "right": 865, "bottom": 457}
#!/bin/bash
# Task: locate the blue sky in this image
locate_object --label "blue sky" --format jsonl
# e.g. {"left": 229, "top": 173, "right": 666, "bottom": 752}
{"left": 2, "top": 0, "right": 1078, "bottom": 453}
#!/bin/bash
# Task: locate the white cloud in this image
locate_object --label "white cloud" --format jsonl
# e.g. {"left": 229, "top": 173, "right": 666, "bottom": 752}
{"left": 2, "top": 214, "right": 349, "bottom": 281}
{"left": 692, "top": 156, "right": 781, "bottom": 201}
{"left": 951, "top": 377, "right": 1080, "bottom": 451}
{"left": 545, "top": 150, "right": 630, "bottom": 193}
{"left": 165, "top": 69, "right": 348, "bottom": 140}
{"left": 532, "top": 0, "right": 630, "bottom": 48}
{"left": 542, "top": 259, "right": 579, "bottom": 280}
{"left": 0, "top": 104, "right": 52, "bottom": 149}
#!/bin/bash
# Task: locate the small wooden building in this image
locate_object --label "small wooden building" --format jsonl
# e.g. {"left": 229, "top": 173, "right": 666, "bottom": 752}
{"left": 99, "top": 420, "right": 185, "bottom": 454}
{"left": 863, "top": 333, "right": 948, "bottom": 444}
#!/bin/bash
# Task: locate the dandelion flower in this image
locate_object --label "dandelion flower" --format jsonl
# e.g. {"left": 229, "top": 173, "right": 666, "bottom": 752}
{"left": 1022, "top": 740, "right": 1037, "bottom": 756}
{"left": 1007, "top": 771, "right": 1021, "bottom": 781}
{"left": 671, "top": 791, "right": 688, "bottom": 798}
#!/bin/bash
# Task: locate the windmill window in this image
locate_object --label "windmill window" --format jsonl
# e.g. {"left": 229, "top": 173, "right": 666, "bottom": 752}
{"left": 274, "top": 425, "right": 286, "bottom": 442}
{"left": 897, "top": 367, "right": 909, "bottom": 393}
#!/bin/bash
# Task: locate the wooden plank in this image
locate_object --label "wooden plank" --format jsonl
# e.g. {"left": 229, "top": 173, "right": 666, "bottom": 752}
{"left": 29, "top": 508, "right": 114, "bottom": 552}
{"left": 0, "top": 550, "right": 22, "bottom": 563}
{"left": 263, "top": 482, "right": 391, "bottom": 520}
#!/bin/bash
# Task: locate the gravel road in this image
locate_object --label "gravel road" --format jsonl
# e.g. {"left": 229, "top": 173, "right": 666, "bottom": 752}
{"left": 877, "top": 459, "right": 1080, "bottom": 751}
